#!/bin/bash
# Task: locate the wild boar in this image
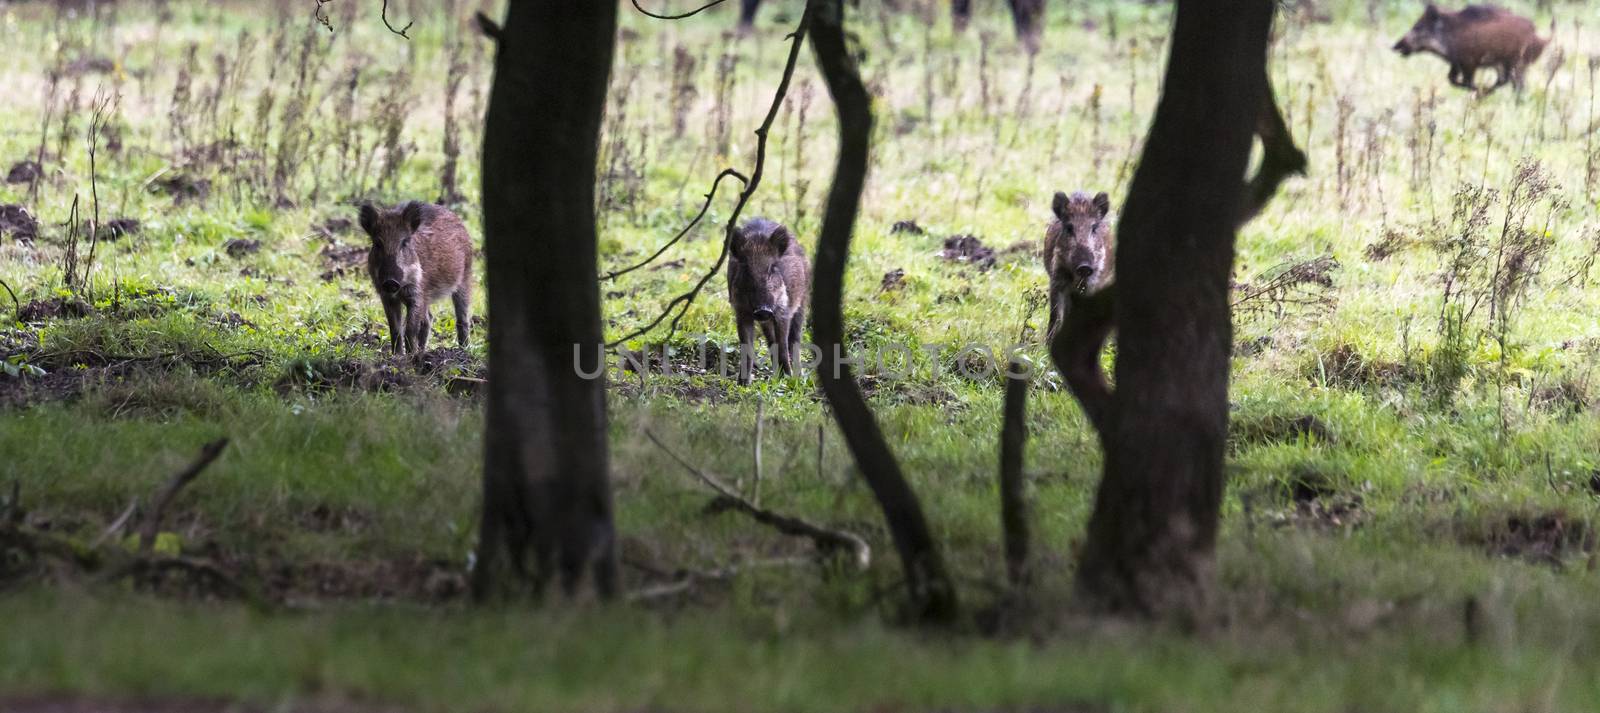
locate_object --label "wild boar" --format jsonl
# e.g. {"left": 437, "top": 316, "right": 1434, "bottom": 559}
{"left": 726, "top": 218, "right": 809, "bottom": 385}
{"left": 1392, "top": 4, "right": 1547, "bottom": 95}
{"left": 1043, "top": 190, "right": 1114, "bottom": 340}
{"left": 358, "top": 201, "right": 474, "bottom": 356}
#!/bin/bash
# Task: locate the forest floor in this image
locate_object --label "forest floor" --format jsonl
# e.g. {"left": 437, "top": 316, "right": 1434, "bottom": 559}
{"left": 4, "top": 0, "right": 1600, "bottom": 711}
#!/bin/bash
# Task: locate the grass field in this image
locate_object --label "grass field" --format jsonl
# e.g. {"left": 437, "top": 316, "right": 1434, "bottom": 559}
{"left": 3, "top": 0, "right": 1600, "bottom": 711}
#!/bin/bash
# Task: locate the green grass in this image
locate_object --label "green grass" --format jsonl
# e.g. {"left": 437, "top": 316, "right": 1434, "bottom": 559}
{"left": 3, "top": 0, "right": 1600, "bottom": 710}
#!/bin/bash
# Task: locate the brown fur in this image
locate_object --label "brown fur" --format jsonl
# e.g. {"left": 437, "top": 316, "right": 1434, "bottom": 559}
{"left": 359, "top": 201, "right": 474, "bottom": 355}
{"left": 1392, "top": 4, "right": 1547, "bottom": 94}
{"left": 1043, "top": 190, "right": 1114, "bottom": 339}
{"left": 726, "top": 217, "right": 809, "bottom": 385}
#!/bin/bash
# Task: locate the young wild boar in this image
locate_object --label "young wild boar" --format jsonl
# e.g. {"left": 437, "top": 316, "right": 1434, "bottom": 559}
{"left": 726, "top": 218, "right": 809, "bottom": 385}
{"left": 1043, "top": 190, "right": 1114, "bottom": 340}
{"left": 359, "top": 201, "right": 474, "bottom": 356}
{"left": 1392, "top": 4, "right": 1547, "bottom": 95}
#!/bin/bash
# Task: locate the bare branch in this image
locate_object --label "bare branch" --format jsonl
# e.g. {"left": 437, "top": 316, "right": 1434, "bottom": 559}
{"left": 382, "top": 0, "right": 413, "bottom": 39}
{"left": 1239, "top": 79, "right": 1307, "bottom": 226}
{"left": 600, "top": 168, "right": 748, "bottom": 283}
{"left": 0, "top": 277, "right": 19, "bottom": 323}
{"left": 645, "top": 430, "right": 870, "bottom": 569}
{"left": 998, "top": 361, "right": 1030, "bottom": 589}
{"left": 630, "top": 0, "right": 732, "bottom": 20}
{"left": 137, "top": 438, "right": 229, "bottom": 553}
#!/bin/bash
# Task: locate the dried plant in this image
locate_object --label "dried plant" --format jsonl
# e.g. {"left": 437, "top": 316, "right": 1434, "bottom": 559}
{"left": 1232, "top": 255, "right": 1340, "bottom": 323}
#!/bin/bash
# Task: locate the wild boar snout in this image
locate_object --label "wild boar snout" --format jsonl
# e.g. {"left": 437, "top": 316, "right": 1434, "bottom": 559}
{"left": 753, "top": 305, "right": 776, "bottom": 321}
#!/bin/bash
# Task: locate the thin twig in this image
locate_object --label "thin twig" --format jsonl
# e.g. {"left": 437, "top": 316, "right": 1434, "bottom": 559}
{"left": 0, "top": 277, "right": 19, "bottom": 323}
{"left": 90, "top": 497, "right": 139, "bottom": 549}
{"left": 601, "top": 168, "right": 748, "bottom": 283}
{"left": 137, "top": 438, "right": 228, "bottom": 553}
{"left": 381, "top": 0, "right": 413, "bottom": 39}
{"left": 630, "top": 0, "right": 732, "bottom": 20}
{"left": 645, "top": 429, "right": 870, "bottom": 568}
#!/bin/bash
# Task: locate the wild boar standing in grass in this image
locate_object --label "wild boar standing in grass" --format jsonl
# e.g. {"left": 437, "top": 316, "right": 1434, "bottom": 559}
{"left": 1043, "top": 190, "right": 1114, "bottom": 340}
{"left": 726, "top": 218, "right": 809, "bottom": 385}
{"left": 1392, "top": 4, "right": 1548, "bottom": 95}
{"left": 359, "top": 201, "right": 474, "bottom": 356}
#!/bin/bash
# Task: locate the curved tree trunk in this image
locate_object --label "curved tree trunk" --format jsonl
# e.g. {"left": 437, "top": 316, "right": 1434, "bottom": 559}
{"left": 473, "top": 1, "right": 619, "bottom": 601}
{"left": 1069, "top": 0, "right": 1279, "bottom": 616}
{"left": 809, "top": 0, "right": 958, "bottom": 624}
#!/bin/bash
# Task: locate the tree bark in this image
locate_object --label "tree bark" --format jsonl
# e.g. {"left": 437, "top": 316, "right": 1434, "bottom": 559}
{"left": 809, "top": 0, "right": 958, "bottom": 624}
{"left": 1070, "top": 0, "right": 1277, "bottom": 617}
{"left": 473, "top": 1, "right": 618, "bottom": 601}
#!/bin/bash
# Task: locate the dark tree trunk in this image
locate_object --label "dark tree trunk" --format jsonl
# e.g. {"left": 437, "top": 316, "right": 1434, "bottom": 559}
{"left": 1070, "top": 0, "right": 1278, "bottom": 616}
{"left": 473, "top": 1, "right": 618, "bottom": 601}
{"left": 809, "top": 0, "right": 958, "bottom": 624}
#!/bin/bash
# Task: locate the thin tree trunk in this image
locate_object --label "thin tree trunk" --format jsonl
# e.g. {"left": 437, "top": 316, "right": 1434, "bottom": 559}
{"left": 1072, "top": 0, "right": 1277, "bottom": 616}
{"left": 809, "top": 0, "right": 958, "bottom": 624}
{"left": 998, "top": 365, "right": 1030, "bottom": 588}
{"left": 473, "top": 1, "right": 618, "bottom": 601}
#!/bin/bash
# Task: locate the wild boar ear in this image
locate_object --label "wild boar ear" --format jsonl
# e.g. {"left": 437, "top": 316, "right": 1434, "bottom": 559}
{"left": 768, "top": 226, "right": 791, "bottom": 253}
{"left": 357, "top": 203, "right": 379, "bottom": 239}
{"left": 1051, "top": 191, "right": 1070, "bottom": 220}
{"left": 1093, "top": 192, "right": 1111, "bottom": 218}
{"left": 1422, "top": 4, "right": 1439, "bottom": 19}
{"left": 401, "top": 201, "right": 426, "bottom": 233}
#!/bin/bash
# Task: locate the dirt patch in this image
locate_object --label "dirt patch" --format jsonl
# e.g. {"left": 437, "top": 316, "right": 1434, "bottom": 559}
{"left": 0, "top": 364, "right": 105, "bottom": 409}
{"left": 152, "top": 175, "right": 211, "bottom": 204}
{"left": 1, "top": 204, "right": 40, "bottom": 242}
{"left": 95, "top": 218, "right": 142, "bottom": 242}
{"left": 880, "top": 268, "right": 906, "bottom": 291}
{"left": 1230, "top": 413, "right": 1333, "bottom": 450}
{"left": 223, "top": 239, "right": 260, "bottom": 258}
{"left": 890, "top": 219, "right": 925, "bottom": 235}
{"left": 1473, "top": 511, "right": 1596, "bottom": 567}
{"left": 6, "top": 160, "right": 41, "bottom": 184}
{"left": 275, "top": 350, "right": 485, "bottom": 396}
{"left": 64, "top": 55, "right": 117, "bottom": 75}
{"left": 938, "top": 234, "right": 996, "bottom": 270}
{"left": 315, "top": 216, "right": 354, "bottom": 239}
{"left": 1267, "top": 467, "right": 1365, "bottom": 530}
{"left": 1309, "top": 343, "right": 1415, "bottom": 390}
{"left": 17, "top": 296, "right": 92, "bottom": 323}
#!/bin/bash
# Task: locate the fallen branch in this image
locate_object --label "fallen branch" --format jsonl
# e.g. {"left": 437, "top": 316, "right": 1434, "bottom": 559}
{"left": 625, "top": 556, "right": 809, "bottom": 602}
{"left": 138, "top": 438, "right": 228, "bottom": 553}
{"left": 645, "top": 429, "right": 870, "bottom": 569}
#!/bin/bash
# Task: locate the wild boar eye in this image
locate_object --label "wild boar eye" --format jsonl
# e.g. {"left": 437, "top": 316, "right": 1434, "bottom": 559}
{"left": 768, "top": 264, "right": 780, "bottom": 275}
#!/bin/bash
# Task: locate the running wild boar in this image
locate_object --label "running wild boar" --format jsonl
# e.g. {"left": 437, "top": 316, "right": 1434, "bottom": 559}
{"left": 726, "top": 218, "right": 809, "bottom": 385}
{"left": 1043, "top": 190, "right": 1114, "bottom": 339}
{"left": 359, "top": 201, "right": 474, "bottom": 355}
{"left": 1392, "top": 4, "right": 1547, "bottom": 94}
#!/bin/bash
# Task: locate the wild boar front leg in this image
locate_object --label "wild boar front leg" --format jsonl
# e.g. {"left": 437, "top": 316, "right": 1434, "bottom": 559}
{"left": 786, "top": 305, "right": 806, "bottom": 374}
{"left": 767, "top": 315, "right": 793, "bottom": 376}
{"left": 382, "top": 297, "right": 405, "bottom": 355}
{"left": 406, "top": 302, "right": 431, "bottom": 355}
{"left": 736, "top": 318, "right": 757, "bottom": 385}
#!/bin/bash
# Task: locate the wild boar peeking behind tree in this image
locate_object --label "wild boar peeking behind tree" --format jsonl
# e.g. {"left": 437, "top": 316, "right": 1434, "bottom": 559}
{"left": 727, "top": 218, "right": 810, "bottom": 385}
{"left": 1044, "top": 190, "right": 1114, "bottom": 341}
{"left": 359, "top": 201, "right": 474, "bottom": 355}
{"left": 1392, "top": 4, "right": 1548, "bottom": 95}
